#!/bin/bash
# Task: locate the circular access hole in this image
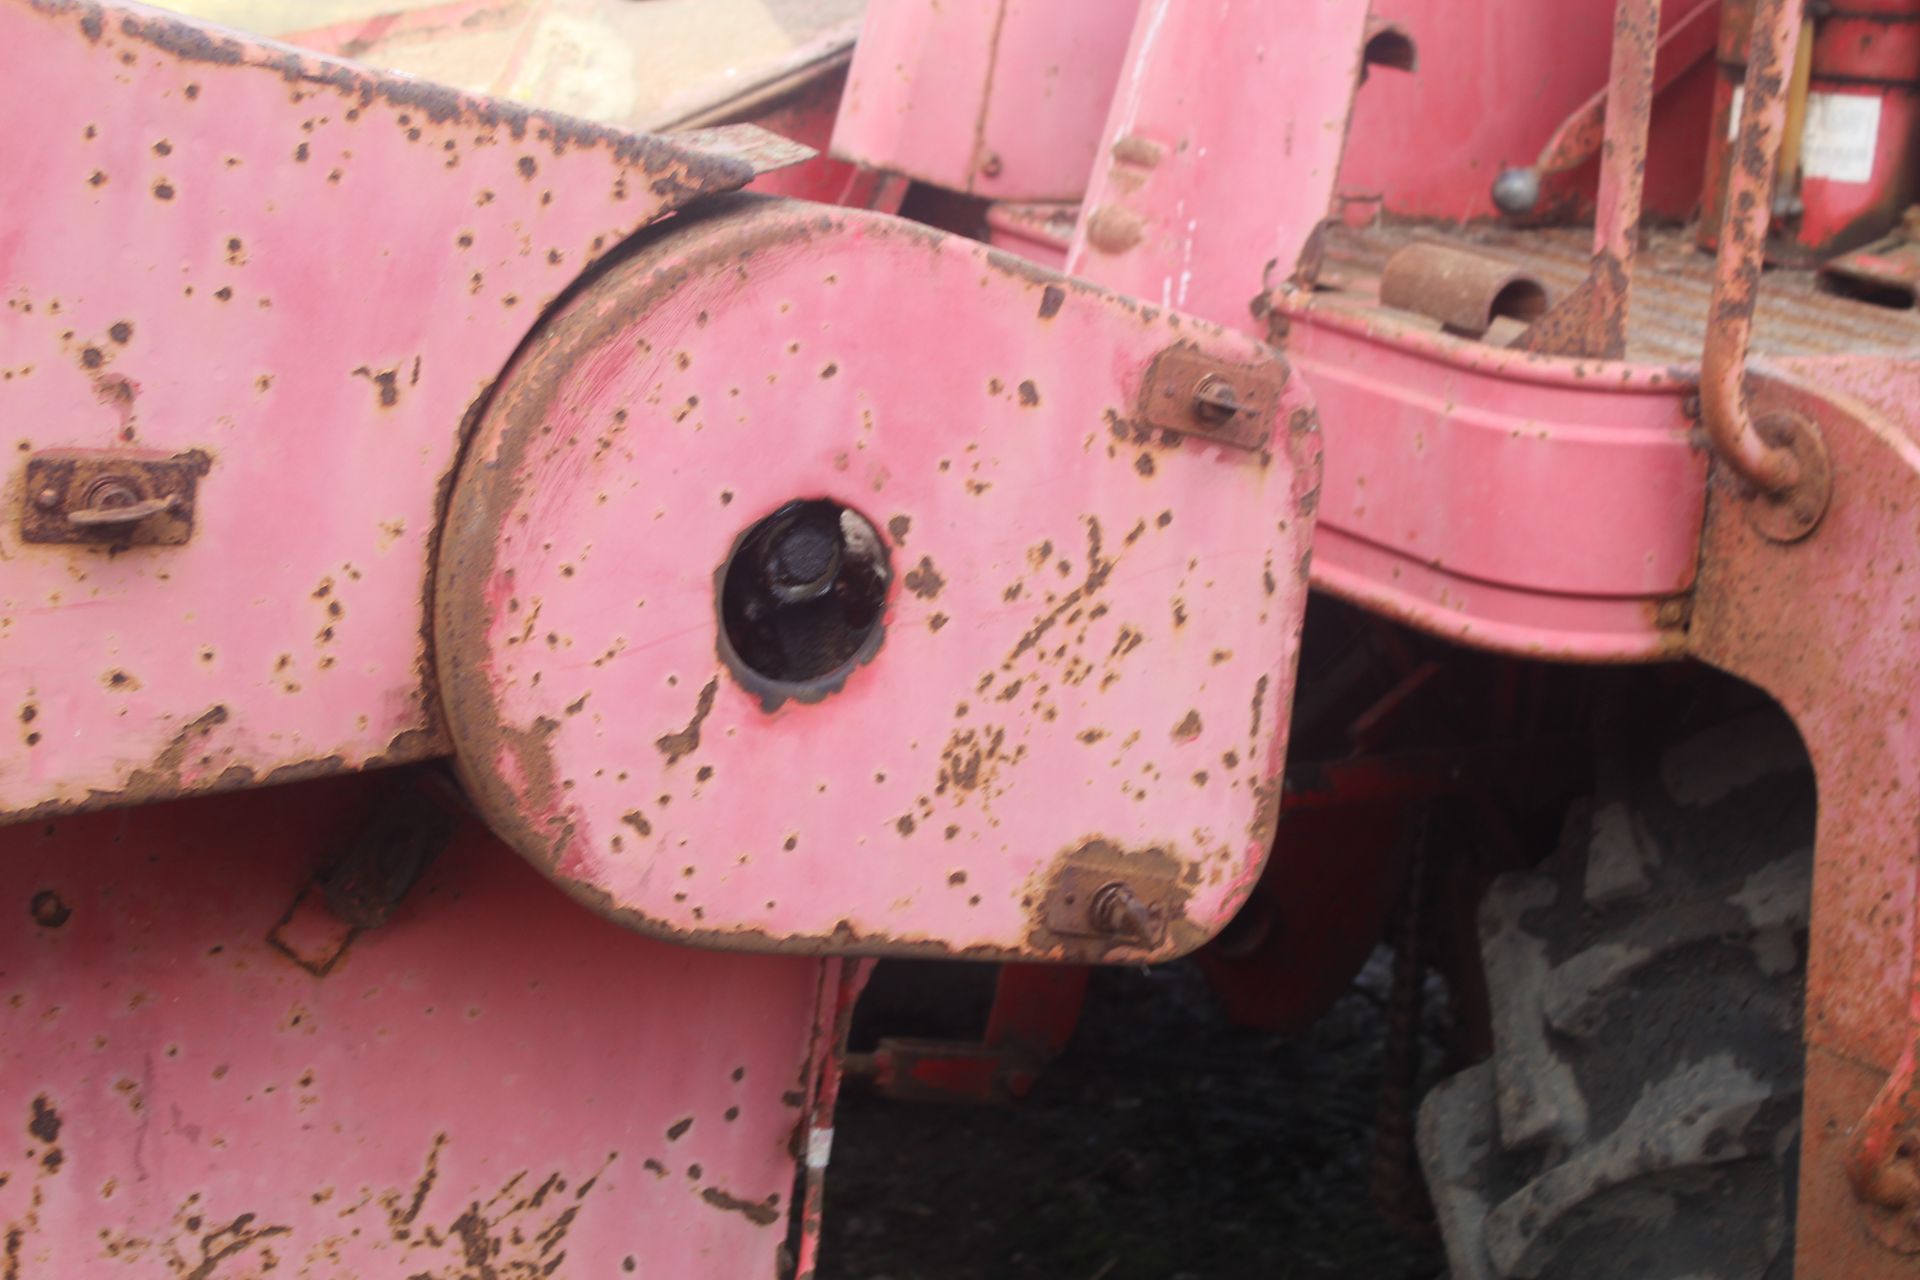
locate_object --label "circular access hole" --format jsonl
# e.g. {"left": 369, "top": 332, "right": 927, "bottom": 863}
{"left": 718, "top": 499, "right": 892, "bottom": 700}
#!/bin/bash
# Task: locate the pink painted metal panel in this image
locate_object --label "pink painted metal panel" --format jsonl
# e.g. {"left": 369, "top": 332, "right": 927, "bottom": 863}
{"left": 0, "top": 774, "right": 827, "bottom": 1275}
{"left": 1067, "top": 0, "right": 1373, "bottom": 333}
{"left": 830, "top": 0, "right": 1137, "bottom": 201}
{"left": 0, "top": 0, "right": 784, "bottom": 823}
{"left": 433, "top": 197, "right": 1323, "bottom": 961}
{"left": 1281, "top": 308, "right": 1706, "bottom": 659}
{"left": 984, "top": 201, "right": 1077, "bottom": 269}
{"left": 1684, "top": 358, "right": 1920, "bottom": 1275}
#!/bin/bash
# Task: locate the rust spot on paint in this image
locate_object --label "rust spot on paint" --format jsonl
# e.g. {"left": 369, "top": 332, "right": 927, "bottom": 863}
{"left": 1017, "top": 380, "right": 1040, "bottom": 407}
{"left": 887, "top": 514, "right": 911, "bottom": 545}
{"left": 655, "top": 677, "right": 718, "bottom": 764}
{"left": 904, "top": 556, "right": 945, "bottom": 600}
{"left": 352, "top": 366, "right": 400, "bottom": 408}
{"left": 27, "top": 1096, "right": 61, "bottom": 1144}
{"left": 1172, "top": 710, "right": 1203, "bottom": 742}
{"left": 699, "top": 1186, "right": 779, "bottom": 1226}
{"left": 1038, "top": 285, "right": 1065, "bottom": 319}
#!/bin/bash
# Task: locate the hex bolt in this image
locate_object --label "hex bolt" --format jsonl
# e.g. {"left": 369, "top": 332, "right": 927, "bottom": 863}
{"left": 33, "top": 487, "right": 59, "bottom": 511}
{"left": 83, "top": 477, "right": 141, "bottom": 511}
{"left": 1089, "top": 881, "right": 1162, "bottom": 944}
{"left": 761, "top": 507, "right": 844, "bottom": 605}
{"left": 1192, "top": 374, "right": 1241, "bottom": 424}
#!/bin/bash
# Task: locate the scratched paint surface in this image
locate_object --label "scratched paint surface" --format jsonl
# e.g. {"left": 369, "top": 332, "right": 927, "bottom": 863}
{"left": 0, "top": 0, "right": 769, "bottom": 823}
{"left": 436, "top": 198, "right": 1321, "bottom": 960}
{"left": 0, "top": 776, "right": 825, "bottom": 1276}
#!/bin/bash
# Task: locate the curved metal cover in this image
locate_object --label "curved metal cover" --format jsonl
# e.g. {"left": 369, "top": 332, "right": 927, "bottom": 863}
{"left": 435, "top": 198, "right": 1321, "bottom": 962}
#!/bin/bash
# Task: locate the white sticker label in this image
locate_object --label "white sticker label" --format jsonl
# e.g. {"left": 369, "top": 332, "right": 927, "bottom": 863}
{"left": 806, "top": 1126, "right": 834, "bottom": 1170}
{"left": 1802, "top": 92, "right": 1881, "bottom": 184}
{"left": 1726, "top": 88, "right": 1881, "bottom": 185}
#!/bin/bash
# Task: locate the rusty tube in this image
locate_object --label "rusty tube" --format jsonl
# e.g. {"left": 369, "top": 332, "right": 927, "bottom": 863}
{"left": 1701, "top": 0, "right": 1808, "bottom": 495}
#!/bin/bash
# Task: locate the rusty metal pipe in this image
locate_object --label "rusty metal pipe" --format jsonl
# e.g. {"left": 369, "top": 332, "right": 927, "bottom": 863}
{"left": 1701, "top": 0, "right": 1809, "bottom": 495}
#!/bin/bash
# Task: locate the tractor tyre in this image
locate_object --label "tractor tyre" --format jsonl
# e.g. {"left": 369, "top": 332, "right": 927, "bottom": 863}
{"left": 1417, "top": 705, "right": 1815, "bottom": 1280}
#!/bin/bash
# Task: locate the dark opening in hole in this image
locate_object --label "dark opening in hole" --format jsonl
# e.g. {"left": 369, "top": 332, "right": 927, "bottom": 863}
{"left": 1822, "top": 271, "right": 1916, "bottom": 311}
{"left": 718, "top": 499, "right": 892, "bottom": 697}
{"left": 1362, "top": 27, "right": 1417, "bottom": 74}
{"left": 1490, "top": 279, "right": 1549, "bottom": 325}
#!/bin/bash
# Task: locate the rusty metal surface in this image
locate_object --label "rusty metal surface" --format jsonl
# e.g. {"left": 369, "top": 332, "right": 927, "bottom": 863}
{"left": 19, "top": 448, "right": 206, "bottom": 545}
{"left": 1511, "top": 0, "right": 1662, "bottom": 360}
{"left": 1135, "top": 343, "right": 1289, "bottom": 451}
{"left": 1319, "top": 220, "right": 1920, "bottom": 363}
{"left": 1688, "top": 357, "right": 1920, "bottom": 1276}
{"left": 1528, "top": 0, "right": 1719, "bottom": 180}
{"left": 0, "top": 772, "right": 832, "bottom": 1275}
{"left": 433, "top": 195, "right": 1322, "bottom": 962}
{"left": 1376, "top": 242, "right": 1548, "bottom": 338}
{"left": 0, "top": 0, "right": 786, "bottom": 825}
{"left": 1701, "top": 0, "right": 1813, "bottom": 496}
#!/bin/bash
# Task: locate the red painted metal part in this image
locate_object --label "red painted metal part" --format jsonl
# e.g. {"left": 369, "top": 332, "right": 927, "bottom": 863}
{"left": 0, "top": 772, "right": 832, "bottom": 1275}
{"left": 793, "top": 958, "right": 869, "bottom": 1279}
{"left": 1276, "top": 308, "right": 1703, "bottom": 659}
{"left": 847, "top": 964, "right": 1091, "bottom": 1104}
{"left": 1066, "top": 0, "right": 1374, "bottom": 331}
{"left": 829, "top": 0, "right": 1136, "bottom": 202}
{"left": 1702, "top": 0, "right": 1920, "bottom": 259}
{"left": 432, "top": 195, "right": 1323, "bottom": 961}
{"left": 1688, "top": 359, "right": 1920, "bottom": 1276}
{"left": 1510, "top": 0, "right": 1661, "bottom": 360}
{"left": 1339, "top": 0, "right": 1718, "bottom": 224}
{"left": 0, "top": 0, "right": 801, "bottom": 825}
{"left": 1531, "top": 0, "right": 1721, "bottom": 182}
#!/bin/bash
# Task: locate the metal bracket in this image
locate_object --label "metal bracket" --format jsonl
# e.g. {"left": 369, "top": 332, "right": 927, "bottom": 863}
{"left": 1042, "top": 864, "right": 1172, "bottom": 948}
{"left": 20, "top": 449, "right": 208, "bottom": 546}
{"left": 1136, "top": 344, "right": 1288, "bottom": 451}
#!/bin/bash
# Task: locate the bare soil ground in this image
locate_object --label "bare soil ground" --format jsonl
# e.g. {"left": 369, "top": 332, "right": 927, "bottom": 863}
{"left": 818, "top": 956, "right": 1449, "bottom": 1280}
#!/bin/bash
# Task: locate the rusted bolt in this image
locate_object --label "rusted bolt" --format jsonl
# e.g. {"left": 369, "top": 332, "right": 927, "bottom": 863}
{"left": 1192, "top": 375, "right": 1241, "bottom": 424}
{"left": 32, "top": 487, "right": 59, "bottom": 511}
{"left": 82, "top": 476, "right": 142, "bottom": 512}
{"left": 979, "top": 153, "right": 1004, "bottom": 180}
{"left": 762, "top": 505, "right": 844, "bottom": 605}
{"left": 1089, "top": 881, "right": 1163, "bottom": 944}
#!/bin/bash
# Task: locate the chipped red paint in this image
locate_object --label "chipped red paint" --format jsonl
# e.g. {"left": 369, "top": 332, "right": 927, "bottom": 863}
{"left": 433, "top": 196, "right": 1321, "bottom": 960}
{"left": 0, "top": 773, "right": 830, "bottom": 1276}
{"left": 0, "top": 0, "right": 794, "bottom": 824}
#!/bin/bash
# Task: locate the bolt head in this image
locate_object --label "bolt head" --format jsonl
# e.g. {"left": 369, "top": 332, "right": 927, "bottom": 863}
{"left": 1192, "top": 375, "right": 1241, "bottom": 424}
{"left": 33, "top": 488, "right": 59, "bottom": 511}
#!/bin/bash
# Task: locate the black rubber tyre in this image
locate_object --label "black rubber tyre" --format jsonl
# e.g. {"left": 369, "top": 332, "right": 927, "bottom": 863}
{"left": 1418, "top": 705, "right": 1815, "bottom": 1280}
